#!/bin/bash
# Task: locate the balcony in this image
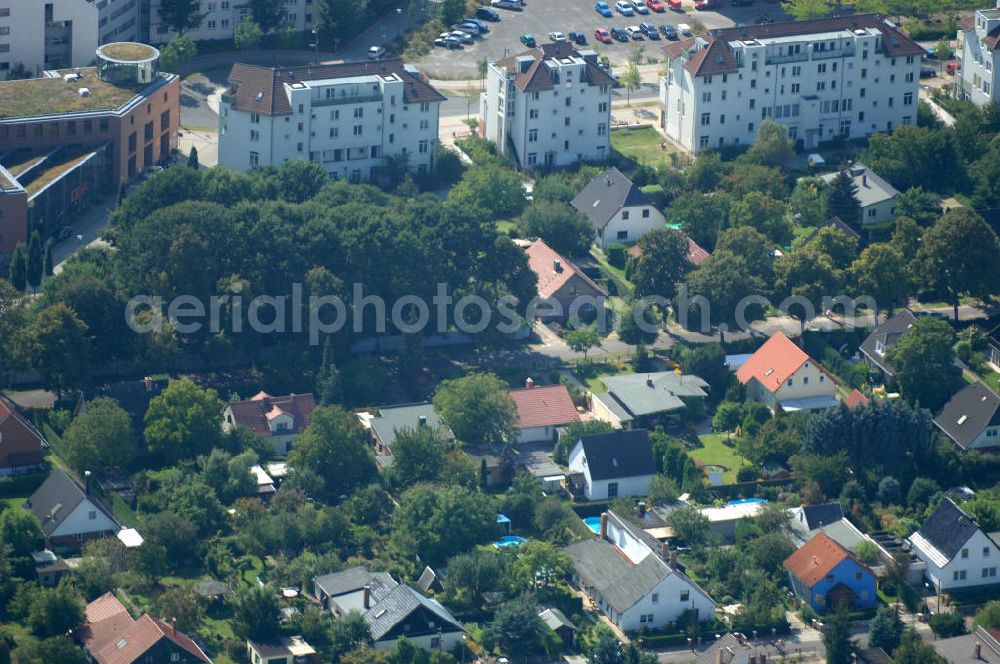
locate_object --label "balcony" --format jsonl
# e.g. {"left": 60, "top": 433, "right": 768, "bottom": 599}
{"left": 812, "top": 47, "right": 855, "bottom": 60}
{"left": 765, "top": 51, "right": 809, "bottom": 65}
{"left": 314, "top": 93, "right": 383, "bottom": 107}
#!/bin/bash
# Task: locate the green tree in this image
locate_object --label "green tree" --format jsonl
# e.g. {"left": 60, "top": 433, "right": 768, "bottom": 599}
{"left": 315, "top": 337, "right": 343, "bottom": 405}
{"left": 62, "top": 397, "right": 133, "bottom": 473}
{"left": 686, "top": 251, "right": 769, "bottom": 328}
{"left": 647, "top": 474, "right": 680, "bottom": 505}
{"left": 565, "top": 326, "right": 601, "bottom": 360}
{"left": 894, "top": 187, "right": 941, "bottom": 227}
{"left": 0, "top": 508, "right": 43, "bottom": 556}
{"left": 789, "top": 177, "right": 829, "bottom": 229}
{"left": 823, "top": 603, "right": 854, "bottom": 664}
{"left": 869, "top": 605, "right": 904, "bottom": 653}
{"left": 854, "top": 540, "right": 880, "bottom": 565}
{"left": 329, "top": 612, "right": 374, "bottom": 661}
{"left": 10, "top": 636, "right": 86, "bottom": 664}
{"left": 782, "top": 0, "right": 829, "bottom": 19}
{"left": 929, "top": 611, "right": 966, "bottom": 638}
{"left": 555, "top": 420, "right": 613, "bottom": 464}
{"left": 388, "top": 425, "right": 452, "bottom": 488}
{"left": 850, "top": 244, "right": 911, "bottom": 314}
{"left": 157, "top": 0, "right": 202, "bottom": 33}
{"left": 518, "top": 202, "right": 594, "bottom": 257}
{"left": 187, "top": 146, "right": 199, "bottom": 169}
{"left": 824, "top": 170, "right": 862, "bottom": 230}
{"left": 154, "top": 585, "right": 205, "bottom": 633}
{"left": 441, "top": 0, "right": 466, "bottom": 24}
{"left": 730, "top": 192, "right": 792, "bottom": 246}
{"left": 803, "top": 227, "right": 858, "bottom": 271}
{"left": 144, "top": 379, "right": 224, "bottom": 464}
{"left": 863, "top": 125, "right": 966, "bottom": 192}
{"left": 680, "top": 343, "right": 729, "bottom": 398}
{"left": 630, "top": 229, "right": 690, "bottom": 300}
{"left": 231, "top": 585, "right": 281, "bottom": 640}
{"left": 391, "top": 484, "right": 496, "bottom": 564}
{"left": 448, "top": 165, "right": 526, "bottom": 221}
{"left": 235, "top": 19, "right": 264, "bottom": 49}
{"left": 590, "top": 624, "right": 622, "bottom": 664}
{"left": 886, "top": 318, "right": 961, "bottom": 411}
{"left": 248, "top": 0, "right": 286, "bottom": 31}
{"left": 774, "top": 248, "right": 844, "bottom": 334}
{"left": 433, "top": 373, "right": 517, "bottom": 446}
{"left": 487, "top": 596, "right": 543, "bottom": 657}
{"left": 26, "top": 303, "right": 90, "bottom": 394}
{"left": 666, "top": 191, "right": 730, "bottom": 250}
{"left": 667, "top": 505, "right": 712, "bottom": 549}
{"left": 288, "top": 405, "right": 376, "bottom": 500}
{"left": 25, "top": 231, "right": 42, "bottom": 292}
{"left": 621, "top": 60, "right": 642, "bottom": 106}
{"left": 9, "top": 244, "right": 26, "bottom": 292}
{"left": 27, "top": 581, "right": 84, "bottom": 638}
{"left": 892, "top": 628, "right": 946, "bottom": 664}
{"left": 975, "top": 601, "right": 1000, "bottom": 630}
{"left": 744, "top": 119, "right": 794, "bottom": 166}
{"left": 158, "top": 34, "right": 197, "bottom": 72}
{"left": 42, "top": 239, "right": 54, "bottom": 278}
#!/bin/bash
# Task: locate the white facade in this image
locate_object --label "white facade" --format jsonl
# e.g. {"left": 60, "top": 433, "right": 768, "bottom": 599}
{"left": 514, "top": 424, "right": 555, "bottom": 444}
{"left": 148, "top": 0, "right": 316, "bottom": 44}
{"left": 0, "top": 0, "right": 140, "bottom": 74}
{"left": 49, "top": 499, "right": 119, "bottom": 540}
{"left": 957, "top": 6, "right": 1000, "bottom": 107}
{"left": 219, "top": 62, "right": 442, "bottom": 182}
{"left": 597, "top": 204, "right": 665, "bottom": 250}
{"left": 746, "top": 361, "right": 837, "bottom": 411}
{"left": 481, "top": 44, "right": 613, "bottom": 169}
{"left": 661, "top": 17, "right": 922, "bottom": 152}
{"left": 567, "top": 441, "right": 653, "bottom": 500}
{"left": 912, "top": 529, "right": 1000, "bottom": 592}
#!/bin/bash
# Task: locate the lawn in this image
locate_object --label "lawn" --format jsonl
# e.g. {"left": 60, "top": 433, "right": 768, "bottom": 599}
{"left": 689, "top": 433, "right": 748, "bottom": 484}
{"left": 495, "top": 219, "right": 517, "bottom": 235}
{"left": 573, "top": 360, "right": 635, "bottom": 393}
{"left": 611, "top": 128, "right": 679, "bottom": 169}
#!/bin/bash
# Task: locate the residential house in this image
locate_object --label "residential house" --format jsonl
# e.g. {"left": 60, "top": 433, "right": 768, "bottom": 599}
{"left": 909, "top": 498, "right": 1000, "bottom": 592}
{"left": 218, "top": 61, "right": 444, "bottom": 182}
{"left": 571, "top": 168, "right": 666, "bottom": 251}
{"left": 31, "top": 550, "right": 70, "bottom": 587}
{"left": 481, "top": 42, "right": 614, "bottom": 169}
{"left": 736, "top": 331, "right": 838, "bottom": 411}
{"left": 247, "top": 636, "right": 318, "bottom": 664}
{"left": 250, "top": 465, "right": 276, "bottom": 496}
{"left": 956, "top": 5, "right": 1000, "bottom": 107}
{"left": 565, "top": 511, "right": 716, "bottom": 631}
{"left": 695, "top": 633, "right": 772, "bottom": 664}
{"left": 567, "top": 429, "right": 655, "bottom": 500}
{"left": 313, "top": 567, "right": 398, "bottom": 615}
{"left": 820, "top": 164, "right": 899, "bottom": 225}
{"left": 363, "top": 402, "right": 454, "bottom": 469}
{"left": 784, "top": 532, "right": 877, "bottom": 612}
{"left": 416, "top": 566, "right": 443, "bottom": 594}
{"left": 509, "top": 380, "right": 581, "bottom": 445}
{"left": 0, "top": 395, "right": 45, "bottom": 476}
{"left": 539, "top": 608, "right": 577, "bottom": 645}
{"left": 591, "top": 371, "right": 709, "bottom": 428}
{"left": 26, "top": 469, "right": 119, "bottom": 553}
{"left": 931, "top": 625, "right": 1000, "bottom": 663}
{"left": 79, "top": 592, "right": 212, "bottom": 663}
{"left": 934, "top": 381, "right": 1000, "bottom": 451}
{"left": 660, "top": 15, "right": 923, "bottom": 152}
{"left": 799, "top": 216, "right": 864, "bottom": 248}
{"left": 223, "top": 391, "right": 316, "bottom": 455}
{"left": 790, "top": 503, "right": 845, "bottom": 533}
{"left": 843, "top": 389, "right": 870, "bottom": 409}
{"left": 628, "top": 235, "right": 712, "bottom": 267}
{"left": 788, "top": 503, "right": 881, "bottom": 556}
{"left": 524, "top": 239, "right": 607, "bottom": 323}
{"left": 859, "top": 310, "right": 917, "bottom": 383}
{"left": 698, "top": 501, "right": 766, "bottom": 542}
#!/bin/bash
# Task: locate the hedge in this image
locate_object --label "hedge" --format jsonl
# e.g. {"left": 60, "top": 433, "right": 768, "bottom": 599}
{"left": 0, "top": 471, "right": 47, "bottom": 499}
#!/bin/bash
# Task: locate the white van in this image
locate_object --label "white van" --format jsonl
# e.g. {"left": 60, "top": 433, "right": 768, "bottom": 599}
{"left": 491, "top": 0, "right": 523, "bottom": 10}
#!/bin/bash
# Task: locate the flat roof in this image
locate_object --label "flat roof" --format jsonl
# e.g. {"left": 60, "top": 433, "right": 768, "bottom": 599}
{"left": 24, "top": 153, "right": 94, "bottom": 196}
{"left": 0, "top": 68, "right": 152, "bottom": 119}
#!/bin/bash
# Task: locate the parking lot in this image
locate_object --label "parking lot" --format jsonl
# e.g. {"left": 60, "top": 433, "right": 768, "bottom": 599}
{"left": 417, "top": 0, "right": 788, "bottom": 77}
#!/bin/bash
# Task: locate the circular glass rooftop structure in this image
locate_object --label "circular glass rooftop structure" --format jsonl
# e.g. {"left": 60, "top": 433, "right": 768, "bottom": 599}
{"left": 96, "top": 42, "right": 160, "bottom": 86}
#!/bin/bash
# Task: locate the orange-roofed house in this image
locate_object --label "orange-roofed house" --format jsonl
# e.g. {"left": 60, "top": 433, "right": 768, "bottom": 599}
{"left": 524, "top": 239, "right": 607, "bottom": 323}
{"left": 509, "top": 379, "right": 581, "bottom": 444}
{"left": 222, "top": 391, "right": 316, "bottom": 455}
{"left": 843, "top": 389, "right": 870, "bottom": 409}
{"left": 736, "top": 332, "right": 837, "bottom": 412}
{"left": 784, "top": 532, "right": 876, "bottom": 613}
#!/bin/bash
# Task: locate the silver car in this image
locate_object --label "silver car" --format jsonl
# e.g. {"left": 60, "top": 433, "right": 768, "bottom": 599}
{"left": 450, "top": 30, "right": 475, "bottom": 44}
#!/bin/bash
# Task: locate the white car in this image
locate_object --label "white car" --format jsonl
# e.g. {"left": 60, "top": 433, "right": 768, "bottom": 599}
{"left": 450, "top": 30, "right": 474, "bottom": 44}
{"left": 678, "top": 22, "right": 692, "bottom": 35}
{"left": 615, "top": 0, "right": 636, "bottom": 15}
{"left": 367, "top": 46, "right": 386, "bottom": 59}
{"left": 626, "top": 25, "right": 645, "bottom": 39}
{"left": 548, "top": 31, "right": 567, "bottom": 42}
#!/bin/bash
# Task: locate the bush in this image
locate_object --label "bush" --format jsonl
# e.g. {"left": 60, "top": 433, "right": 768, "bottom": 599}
{"left": 928, "top": 611, "right": 967, "bottom": 638}
{"left": 736, "top": 466, "right": 758, "bottom": 482}
{"left": 606, "top": 243, "right": 630, "bottom": 269}
{"left": 640, "top": 184, "right": 666, "bottom": 208}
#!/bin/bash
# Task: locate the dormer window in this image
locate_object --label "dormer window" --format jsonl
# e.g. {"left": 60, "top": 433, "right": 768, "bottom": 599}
{"left": 875, "top": 340, "right": 884, "bottom": 355}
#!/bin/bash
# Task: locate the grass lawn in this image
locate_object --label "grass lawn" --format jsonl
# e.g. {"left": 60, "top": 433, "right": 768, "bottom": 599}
{"left": 495, "top": 219, "right": 517, "bottom": 235}
{"left": 611, "top": 128, "right": 679, "bottom": 169}
{"left": 979, "top": 367, "right": 1000, "bottom": 393}
{"left": 573, "top": 360, "right": 635, "bottom": 393}
{"left": 689, "top": 433, "right": 748, "bottom": 484}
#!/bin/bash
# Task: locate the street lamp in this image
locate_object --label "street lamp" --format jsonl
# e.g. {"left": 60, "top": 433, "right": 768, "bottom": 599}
{"left": 396, "top": 7, "right": 403, "bottom": 37}
{"left": 310, "top": 29, "right": 319, "bottom": 65}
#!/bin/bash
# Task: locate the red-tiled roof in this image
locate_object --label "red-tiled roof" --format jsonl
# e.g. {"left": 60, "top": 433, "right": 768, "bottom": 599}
{"left": 662, "top": 36, "right": 698, "bottom": 58}
{"left": 81, "top": 593, "right": 134, "bottom": 655}
{"left": 0, "top": 395, "right": 46, "bottom": 446}
{"left": 784, "top": 532, "right": 852, "bottom": 588}
{"left": 843, "top": 389, "right": 870, "bottom": 409}
{"left": 627, "top": 236, "right": 710, "bottom": 266}
{"left": 495, "top": 43, "right": 616, "bottom": 93}
{"left": 526, "top": 239, "right": 607, "bottom": 299}
{"left": 958, "top": 15, "right": 975, "bottom": 32}
{"left": 736, "top": 331, "right": 817, "bottom": 393}
{"left": 91, "top": 614, "right": 211, "bottom": 664}
{"left": 509, "top": 384, "right": 581, "bottom": 430}
{"left": 228, "top": 392, "right": 316, "bottom": 436}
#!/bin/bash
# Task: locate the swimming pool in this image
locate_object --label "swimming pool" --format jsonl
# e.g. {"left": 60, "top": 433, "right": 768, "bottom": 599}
{"left": 494, "top": 535, "right": 527, "bottom": 549}
{"left": 727, "top": 498, "right": 767, "bottom": 506}
{"left": 583, "top": 517, "right": 602, "bottom": 534}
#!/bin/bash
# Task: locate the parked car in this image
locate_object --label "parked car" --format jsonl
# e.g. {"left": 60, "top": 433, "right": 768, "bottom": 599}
{"left": 646, "top": 0, "right": 666, "bottom": 10}
{"left": 568, "top": 31, "right": 588, "bottom": 44}
{"left": 633, "top": 1, "right": 650, "bottom": 13}
{"left": 595, "top": 27, "right": 613, "bottom": 42}
{"left": 596, "top": 0, "right": 613, "bottom": 15}
{"left": 548, "top": 30, "right": 567, "bottom": 41}
{"left": 452, "top": 22, "right": 481, "bottom": 34}
{"left": 920, "top": 66, "right": 936, "bottom": 78}
{"left": 639, "top": 21, "right": 660, "bottom": 38}
{"left": 626, "top": 25, "right": 645, "bottom": 39}
{"left": 450, "top": 30, "right": 474, "bottom": 43}
{"left": 659, "top": 23, "right": 678, "bottom": 38}
{"left": 476, "top": 6, "right": 501, "bottom": 20}
{"left": 57, "top": 226, "right": 73, "bottom": 241}
{"left": 367, "top": 46, "right": 386, "bottom": 59}
{"left": 678, "top": 22, "right": 692, "bottom": 35}
{"left": 434, "top": 33, "right": 463, "bottom": 47}
{"left": 610, "top": 25, "right": 630, "bottom": 40}
{"left": 463, "top": 18, "right": 490, "bottom": 32}
{"left": 667, "top": 0, "right": 683, "bottom": 8}
{"left": 615, "top": 1, "right": 635, "bottom": 15}
{"left": 520, "top": 33, "right": 537, "bottom": 46}
{"left": 947, "top": 61, "right": 961, "bottom": 75}
{"left": 490, "top": 0, "right": 523, "bottom": 10}
{"left": 694, "top": 0, "right": 718, "bottom": 10}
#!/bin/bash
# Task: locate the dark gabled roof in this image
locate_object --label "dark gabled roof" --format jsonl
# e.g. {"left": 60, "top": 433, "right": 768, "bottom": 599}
{"left": 26, "top": 469, "right": 116, "bottom": 537}
{"left": 363, "top": 585, "right": 463, "bottom": 641}
{"left": 695, "top": 633, "right": 755, "bottom": 664}
{"left": 682, "top": 14, "right": 924, "bottom": 77}
{"left": 313, "top": 567, "right": 398, "bottom": 599}
{"left": 369, "top": 402, "right": 453, "bottom": 450}
{"left": 226, "top": 60, "right": 445, "bottom": 116}
{"left": 915, "top": 498, "right": 983, "bottom": 562}
{"left": 494, "top": 43, "right": 616, "bottom": 93}
{"left": 576, "top": 429, "right": 654, "bottom": 480}
{"left": 416, "top": 566, "right": 441, "bottom": 593}
{"left": 800, "top": 216, "right": 864, "bottom": 248}
{"left": 571, "top": 168, "right": 652, "bottom": 231}
{"left": 799, "top": 502, "right": 845, "bottom": 530}
{"left": 934, "top": 381, "right": 1000, "bottom": 450}
{"left": 858, "top": 310, "right": 917, "bottom": 376}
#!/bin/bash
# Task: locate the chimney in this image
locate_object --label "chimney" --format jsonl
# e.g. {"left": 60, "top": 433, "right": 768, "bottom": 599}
{"left": 661, "top": 541, "right": 670, "bottom": 560}
{"left": 554, "top": 259, "right": 563, "bottom": 272}
{"left": 862, "top": 173, "right": 868, "bottom": 187}
{"left": 716, "top": 647, "right": 724, "bottom": 664}
{"left": 84, "top": 470, "right": 92, "bottom": 495}
{"left": 670, "top": 550, "right": 678, "bottom": 567}
{"left": 418, "top": 415, "right": 427, "bottom": 427}
{"left": 599, "top": 512, "right": 609, "bottom": 540}
{"left": 646, "top": 375, "right": 653, "bottom": 387}
{"left": 526, "top": 377, "right": 534, "bottom": 389}
{"left": 975, "top": 642, "right": 982, "bottom": 660}
{"left": 363, "top": 585, "right": 371, "bottom": 610}
{"left": 171, "top": 617, "right": 177, "bottom": 635}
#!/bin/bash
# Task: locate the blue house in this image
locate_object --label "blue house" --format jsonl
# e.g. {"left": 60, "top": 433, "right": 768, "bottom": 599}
{"left": 784, "top": 531, "right": 876, "bottom": 613}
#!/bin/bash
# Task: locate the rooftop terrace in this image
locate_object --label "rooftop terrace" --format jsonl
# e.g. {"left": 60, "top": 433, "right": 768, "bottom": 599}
{"left": 0, "top": 68, "right": 144, "bottom": 119}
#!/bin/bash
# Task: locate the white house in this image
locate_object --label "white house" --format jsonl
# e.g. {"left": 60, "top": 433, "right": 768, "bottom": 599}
{"left": 148, "top": 0, "right": 319, "bottom": 44}
{"left": 508, "top": 381, "right": 580, "bottom": 445}
{"left": 956, "top": 5, "right": 1000, "bottom": 107}
{"left": 909, "top": 498, "right": 1000, "bottom": 592}
{"left": 933, "top": 381, "right": 1000, "bottom": 451}
{"left": 481, "top": 42, "right": 614, "bottom": 169}
{"left": 736, "top": 331, "right": 838, "bottom": 411}
{"left": 26, "top": 470, "right": 120, "bottom": 553}
{"left": 819, "top": 163, "right": 899, "bottom": 225}
{"left": 565, "top": 511, "right": 716, "bottom": 631}
{"left": 223, "top": 391, "right": 316, "bottom": 455}
{"left": 0, "top": 0, "right": 141, "bottom": 74}
{"left": 571, "top": 168, "right": 666, "bottom": 250}
{"left": 219, "top": 60, "right": 445, "bottom": 183}
{"left": 859, "top": 309, "right": 916, "bottom": 383}
{"left": 660, "top": 14, "right": 924, "bottom": 152}
{"left": 567, "top": 429, "right": 655, "bottom": 500}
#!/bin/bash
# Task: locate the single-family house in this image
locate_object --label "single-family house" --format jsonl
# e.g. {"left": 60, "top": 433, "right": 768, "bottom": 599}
{"left": 934, "top": 381, "right": 1000, "bottom": 451}
{"left": 784, "top": 532, "right": 877, "bottom": 612}
{"left": 525, "top": 239, "right": 607, "bottom": 323}
{"left": 0, "top": 395, "right": 45, "bottom": 476}
{"left": 591, "top": 372, "right": 709, "bottom": 428}
{"left": 627, "top": 235, "right": 712, "bottom": 267}
{"left": 800, "top": 216, "right": 864, "bottom": 250}
{"left": 567, "top": 429, "right": 655, "bottom": 501}
{"left": 79, "top": 592, "right": 212, "bottom": 664}
{"left": 736, "top": 331, "right": 838, "bottom": 412}
{"left": 509, "top": 380, "right": 580, "bottom": 445}
{"left": 223, "top": 391, "right": 316, "bottom": 455}
{"left": 930, "top": 625, "right": 1000, "bottom": 664}
{"left": 789, "top": 503, "right": 886, "bottom": 564}
{"left": 695, "top": 633, "right": 771, "bottom": 664}
{"left": 364, "top": 402, "right": 454, "bottom": 469}
{"left": 26, "top": 469, "right": 119, "bottom": 553}
{"left": 313, "top": 567, "right": 398, "bottom": 615}
{"left": 909, "top": 498, "right": 1000, "bottom": 592}
{"left": 859, "top": 310, "right": 917, "bottom": 383}
{"left": 32, "top": 550, "right": 70, "bottom": 587}
{"left": 790, "top": 503, "right": 845, "bottom": 534}
{"left": 539, "top": 607, "right": 577, "bottom": 645}
{"left": 247, "top": 636, "right": 318, "bottom": 664}
{"left": 819, "top": 163, "right": 899, "bottom": 225}
{"left": 565, "top": 511, "right": 716, "bottom": 631}
{"left": 571, "top": 168, "right": 666, "bottom": 251}
{"left": 698, "top": 501, "right": 766, "bottom": 543}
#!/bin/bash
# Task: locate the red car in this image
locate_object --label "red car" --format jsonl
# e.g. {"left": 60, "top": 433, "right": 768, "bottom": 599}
{"left": 947, "top": 61, "right": 960, "bottom": 75}
{"left": 667, "top": 0, "right": 682, "bottom": 10}
{"left": 595, "top": 27, "right": 613, "bottom": 42}
{"left": 647, "top": 0, "right": 666, "bottom": 11}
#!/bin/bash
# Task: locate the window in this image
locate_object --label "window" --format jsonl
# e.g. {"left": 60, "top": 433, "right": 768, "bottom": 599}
{"left": 529, "top": 108, "right": 539, "bottom": 119}
{"left": 680, "top": 591, "right": 689, "bottom": 602}
{"left": 250, "top": 129, "right": 260, "bottom": 142}
{"left": 527, "top": 153, "right": 537, "bottom": 166}
{"left": 607, "top": 482, "right": 619, "bottom": 498}
{"left": 0, "top": 8, "right": 9, "bottom": 16}
{"left": 598, "top": 123, "right": 607, "bottom": 136}
{"left": 787, "top": 379, "right": 793, "bottom": 386}
{"left": 817, "top": 63, "right": 826, "bottom": 74}
{"left": 329, "top": 127, "right": 338, "bottom": 137}
{"left": 353, "top": 125, "right": 362, "bottom": 135}
{"left": 622, "top": 210, "right": 630, "bottom": 220}
{"left": 904, "top": 92, "right": 913, "bottom": 106}
{"left": 702, "top": 92, "right": 711, "bottom": 103}
{"left": 616, "top": 230, "right": 628, "bottom": 240}
{"left": 699, "top": 135, "right": 709, "bottom": 148}
{"left": 791, "top": 83, "right": 800, "bottom": 93}
{"left": 652, "top": 593, "right": 659, "bottom": 604}
{"left": 250, "top": 151, "right": 259, "bottom": 167}
{"left": 353, "top": 107, "right": 363, "bottom": 118}
{"left": 250, "top": 112, "right": 260, "bottom": 124}
{"left": 700, "top": 112, "right": 710, "bottom": 126}
{"left": 528, "top": 128, "right": 538, "bottom": 142}
{"left": 641, "top": 209, "right": 650, "bottom": 218}
{"left": 985, "top": 547, "right": 991, "bottom": 557}
{"left": 89, "top": 511, "right": 97, "bottom": 520}
{"left": 819, "top": 375, "right": 825, "bottom": 383}
{"left": 99, "top": 118, "right": 108, "bottom": 132}
{"left": 418, "top": 140, "right": 428, "bottom": 154}
{"left": 803, "top": 377, "right": 809, "bottom": 385}
{"left": 962, "top": 548, "right": 970, "bottom": 559}
{"left": 954, "top": 570, "right": 967, "bottom": 581}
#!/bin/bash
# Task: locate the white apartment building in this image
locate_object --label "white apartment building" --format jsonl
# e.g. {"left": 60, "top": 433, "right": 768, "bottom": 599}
{"left": 660, "top": 15, "right": 924, "bottom": 152}
{"left": 956, "top": 5, "right": 1000, "bottom": 107}
{"left": 218, "top": 60, "right": 445, "bottom": 182}
{"left": 0, "top": 0, "right": 140, "bottom": 74}
{"left": 480, "top": 42, "right": 615, "bottom": 169}
{"left": 147, "top": 0, "right": 317, "bottom": 45}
